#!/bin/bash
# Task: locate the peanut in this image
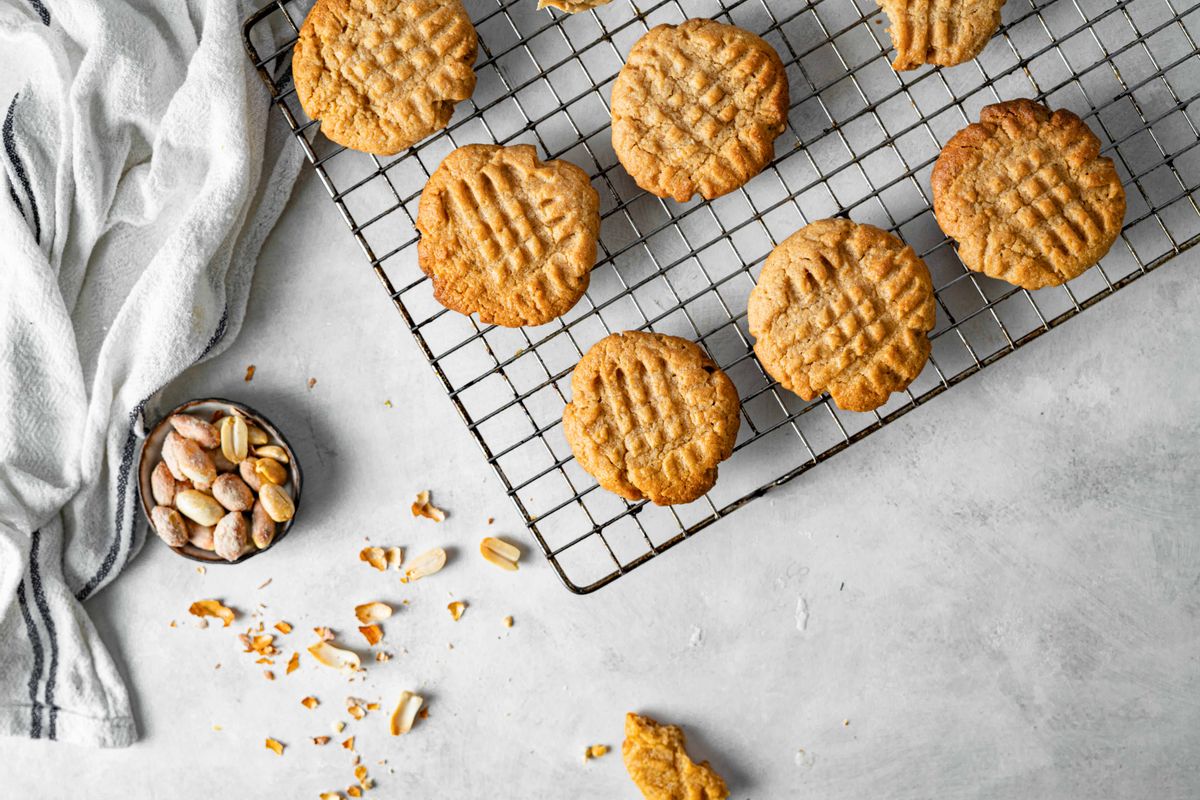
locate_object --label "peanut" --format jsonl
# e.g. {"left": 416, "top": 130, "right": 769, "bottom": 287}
{"left": 220, "top": 414, "right": 249, "bottom": 464}
{"left": 251, "top": 500, "right": 276, "bottom": 549}
{"left": 213, "top": 511, "right": 249, "bottom": 562}
{"left": 176, "top": 437, "right": 217, "bottom": 485}
{"left": 151, "top": 506, "right": 188, "bottom": 547}
{"left": 209, "top": 447, "right": 237, "bottom": 473}
{"left": 169, "top": 414, "right": 220, "bottom": 449}
{"left": 162, "top": 431, "right": 188, "bottom": 481}
{"left": 212, "top": 473, "right": 254, "bottom": 512}
{"left": 254, "top": 457, "right": 287, "bottom": 486}
{"left": 258, "top": 483, "right": 295, "bottom": 523}
{"left": 253, "top": 445, "right": 289, "bottom": 463}
{"left": 239, "top": 458, "right": 263, "bottom": 492}
{"left": 151, "top": 461, "right": 179, "bottom": 506}
{"left": 175, "top": 489, "right": 225, "bottom": 527}
{"left": 186, "top": 519, "right": 215, "bottom": 551}
{"left": 246, "top": 424, "right": 269, "bottom": 446}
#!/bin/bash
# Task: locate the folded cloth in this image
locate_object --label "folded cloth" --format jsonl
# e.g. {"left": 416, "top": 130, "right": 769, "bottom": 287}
{"left": 0, "top": 0, "right": 303, "bottom": 746}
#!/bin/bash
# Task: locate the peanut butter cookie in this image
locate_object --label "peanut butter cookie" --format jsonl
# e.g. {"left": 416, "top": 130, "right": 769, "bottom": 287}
{"left": 292, "top": 0, "right": 477, "bottom": 155}
{"left": 880, "top": 0, "right": 1005, "bottom": 70}
{"left": 623, "top": 713, "right": 729, "bottom": 800}
{"left": 932, "top": 99, "right": 1126, "bottom": 290}
{"left": 417, "top": 144, "right": 600, "bottom": 327}
{"left": 748, "top": 219, "right": 936, "bottom": 413}
{"left": 563, "top": 332, "right": 740, "bottom": 506}
{"left": 611, "top": 19, "right": 789, "bottom": 202}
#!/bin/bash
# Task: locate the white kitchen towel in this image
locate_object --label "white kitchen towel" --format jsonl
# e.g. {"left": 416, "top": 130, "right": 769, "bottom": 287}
{"left": 0, "top": 0, "right": 303, "bottom": 746}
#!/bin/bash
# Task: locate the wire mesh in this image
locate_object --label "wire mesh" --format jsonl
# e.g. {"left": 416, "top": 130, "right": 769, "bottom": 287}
{"left": 243, "top": 0, "right": 1200, "bottom": 593}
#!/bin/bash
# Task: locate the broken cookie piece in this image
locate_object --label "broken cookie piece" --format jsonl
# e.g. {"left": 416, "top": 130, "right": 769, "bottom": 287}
{"left": 622, "top": 712, "right": 728, "bottom": 800}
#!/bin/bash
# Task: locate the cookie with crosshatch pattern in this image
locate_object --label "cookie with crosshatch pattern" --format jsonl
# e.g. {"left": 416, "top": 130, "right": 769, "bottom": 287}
{"left": 416, "top": 144, "right": 600, "bottom": 327}
{"left": 562, "top": 331, "right": 741, "bottom": 506}
{"left": 610, "top": 19, "right": 789, "bottom": 202}
{"left": 291, "top": 0, "right": 477, "bottom": 155}
{"left": 879, "top": 0, "right": 1005, "bottom": 70}
{"left": 931, "top": 99, "right": 1126, "bottom": 290}
{"left": 748, "top": 219, "right": 936, "bottom": 413}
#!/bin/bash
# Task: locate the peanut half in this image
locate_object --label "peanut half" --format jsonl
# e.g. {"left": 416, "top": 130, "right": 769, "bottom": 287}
{"left": 480, "top": 537, "right": 521, "bottom": 571}
{"left": 219, "top": 414, "right": 249, "bottom": 464}
{"left": 258, "top": 483, "right": 295, "bottom": 523}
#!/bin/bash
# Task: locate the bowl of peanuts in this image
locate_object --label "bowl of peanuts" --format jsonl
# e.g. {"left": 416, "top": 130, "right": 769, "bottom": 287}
{"left": 137, "top": 398, "right": 303, "bottom": 563}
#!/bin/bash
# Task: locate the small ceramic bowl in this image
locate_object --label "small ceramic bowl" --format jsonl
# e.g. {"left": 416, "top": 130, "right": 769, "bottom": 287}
{"left": 138, "top": 398, "right": 303, "bottom": 564}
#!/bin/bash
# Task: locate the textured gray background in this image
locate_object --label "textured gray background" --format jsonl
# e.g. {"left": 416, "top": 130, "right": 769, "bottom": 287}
{"left": 2, "top": 148, "right": 1198, "bottom": 797}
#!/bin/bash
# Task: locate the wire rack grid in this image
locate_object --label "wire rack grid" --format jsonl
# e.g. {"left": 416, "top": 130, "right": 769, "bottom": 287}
{"left": 243, "top": 0, "right": 1200, "bottom": 593}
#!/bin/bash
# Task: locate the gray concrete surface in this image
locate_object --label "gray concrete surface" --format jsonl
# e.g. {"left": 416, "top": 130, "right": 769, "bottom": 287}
{"left": 2, "top": 163, "right": 1198, "bottom": 799}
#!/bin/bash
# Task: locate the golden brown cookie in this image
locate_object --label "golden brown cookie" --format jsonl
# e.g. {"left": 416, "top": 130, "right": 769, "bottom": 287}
{"left": 931, "top": 99, "right": 1126, "bottom": 290}
{"left": 537, "top": 0, "right": 612, "bottom": 11}
{"left": 611, "top": 19, "right": 789, "bottom": 202}
{"left": 622, "top": 713, "right": 729, "bottom": 800}
{"left": 562, "top": 332, "right": 740, "bottom": 506}
{"left": 748, "top": 219, "right": 936, "bottom": 413}
{"left": 416, "top": 144, "right": 600, "bottom": 327}
{"left": 292, "top": 0, "right": 477, "bottom": 155}
{"left": 879, "top": 0, "right": 1005, "bottom": 70}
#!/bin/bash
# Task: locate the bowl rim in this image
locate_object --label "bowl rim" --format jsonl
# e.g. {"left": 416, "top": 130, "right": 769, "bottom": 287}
{"left": 138, "top": 396, "right": 303, "bottom": 564}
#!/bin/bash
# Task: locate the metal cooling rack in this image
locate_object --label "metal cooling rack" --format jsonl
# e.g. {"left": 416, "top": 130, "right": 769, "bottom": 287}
{"left": 244, "top": 0, "right": 1200, "bottom": 593}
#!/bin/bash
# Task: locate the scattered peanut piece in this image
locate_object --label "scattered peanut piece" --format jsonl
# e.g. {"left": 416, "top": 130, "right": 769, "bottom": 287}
{"left": 188, "top": 599, "right": 235, "bottom": 627}
{"left": 265, "top": 737, "right": 284, "bottom": 756}
{"left": 258, "top": 578, "right": 273, "bottom": 590}
{"left": 411, "top": 490, "right": 446, "bottom": 522}
{"left": 389, "top": 691, "right": 424, "bottom": 736}
{"left": 264, "top": 670, "right": 275, "bottom": 681}
{"left": 212, "top": 724, "right": 222, "bottom": 731}
{"left": 333, "top": 721, "right": 345, "bottom": 734}
{"left": 584, "top": 744, "right": 610, "bottom": 762}
{"left": 354, "top": 602, "right": 393, "bottom": 624}
{"left": 313, "top": 736, "right": 331, "bottom": 746}
{"left": 308, "top": 640, "right": 362, "bottom": 673}
{"left": 347, "top": 699, "right": 367, "bottom": 721}
{"left": 314, "top": 626, "right": 335, "bottom": 641}
{"left": 302, "top": 696, "right": 320, "bottom": 710}
{"left": 244, "top": 365, "right": 256, "bottom": 382}
{"left": 196, "top": 566, "right": 206, "bottom": 575}
{"left": 480, "top": 537, "right": 521, "bottom": 571}
{"left": 402, "top": 548, "right": 446, "bottom": 583}
{"left": 318, "top": 793, "right": 341, "bottom": 800}
{"left": 447, "top": 601, "right": 467, "bottom": 621}
{"left": 347, "top": 787, "right": 363, "bottom": 799}
{"left": 308, "top": 378, "right": 317, "bottom": 390}
{"left": 375, "top": 652, "right": 392, "bottom": 663}
{"left": 274, "top": 621, "right": 292, "bottom": 634}
{"left": 342, "top": 736, "right": 356, "bottom": 751}
{"left": 286, "top": 652, "right": 300, "bottom": 674}
{"left": 354, "top": 764, "right": 370, "bottom": 785}
{"left": 386, "top": 546, "right": 403, "bottom": 571}
{"left": 358, "top": 624, "right": 383, "bottom": 646}
{"left": 383, "top": 400, "right": 392, "bottom": 408}
{"left": 503, "top": 616, "right": 514, "bottom": 628}
{"left": 359, "top": 547, "right": 387, "bottom": 572}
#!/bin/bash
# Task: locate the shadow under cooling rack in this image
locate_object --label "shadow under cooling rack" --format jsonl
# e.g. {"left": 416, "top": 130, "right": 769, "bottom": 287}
{"left": 244, "top": 0, "right": 1200, "bottom": 593}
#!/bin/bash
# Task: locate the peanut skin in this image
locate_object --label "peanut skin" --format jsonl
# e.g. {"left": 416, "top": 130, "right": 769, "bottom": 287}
{"left": 239, "top": 458, "right": 263, "bottom": 492}
{"left": 186, "top": 519, "right": 216, "bottom": 551}
{"left": 176, "top": 437, "right": 217, "bottom": 485}
{"left": 151, "top": 461, "right": 179, "bottom": 506}
{"left": 212, "top": 473, "right": 254, "bottom": 512}
{"left": 213, "top": 512, "right": 249, "bottom": 562}
{"left": 162, "top": 431, "right": 188, "bottom": 481}
{"left": 151, "top": 506, "right": 188, "bottom": 548}
{"left": 169, "top": 414, "right": 220, "bottom": 448}
{"left": 251, "top": 500, "right": 276, "bottom": 549}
